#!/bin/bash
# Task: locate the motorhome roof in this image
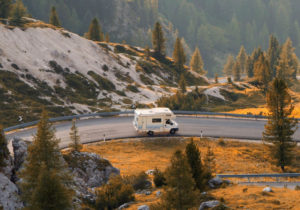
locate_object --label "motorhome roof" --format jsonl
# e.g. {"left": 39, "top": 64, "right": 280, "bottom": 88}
{"left": 135, "top": 108, "right": 173, "bottom": 116}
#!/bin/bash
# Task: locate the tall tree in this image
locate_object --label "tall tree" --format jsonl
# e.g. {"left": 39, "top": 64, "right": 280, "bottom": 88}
{"left": 190, "top": 47, "right": 206, "bottom": 75}
{"left": 204, "top": 145, "right": 216, "bottom": 177}
{"left": 69, "top": 119, "right": 82, "bottom": 152}
{"left": 173, "top": 37, "right": 186, "bottom": 71}
{"left": 247, "top": 48, "right": 263, "bottom": 78}
{"left": 152, "top": 21, "right": 165, "bottom": 57}
{"left": 233, "top": 60, "right": 241, "bottom": 81}
{"left": 223, "top": 55, "right": 234, "bottom": 76}
{"left": 0, "top": 0, "right": 11, "bottom": 18}
{"left": 19, "top": 110, "right": 73, "bottom": 208}
{"left": 86, "top": 18, "right": 104, "bottom": 41}
{"left": 254, "top": 54, "right": 272, "bottom": 93}
{"left": 263, "top": 78, "right": 297, "bottom": 172}
{"left": 162, "top": 150, "right": 198, "bottom": 210}
{"left": 178, "top": 74, "right": 187, "bottom": 93}
{"left": 9, "top": 0, "right": 27, "bottom": 26}
{"left": 49, "top": 6, "right": 61, "bottom": 27}
{"left": 0, "top": 125, "right": 9, "bottom": 167}
{"left": 236, "top": 45, "right": 247, "bottom": 73}
{"left": 267, "top": 35, "right": 280, "bottom": 78}
{"left": 185, "top": 139, "right": 205, "bottom": 191}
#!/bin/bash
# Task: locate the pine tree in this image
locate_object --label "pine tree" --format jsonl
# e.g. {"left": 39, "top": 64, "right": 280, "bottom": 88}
{"left": 0, "top": 125, "right": 9, "bottom": 167}
{"left": 19, "top": 110, "right": 73, "bottom": 208}
{"left": 247, "top": 48, "right": 263, "bottom": 78}
{"left": 178, "top": 74, "right": 187, "bottom": 93}
{"left": 162, "top": 150, "right": 198, "bottom": 210}
{"left": 223, "top": 55, "right": 234, "bottom": 76}
{"left": 204, "top": 145, "right": 216, "bottom": 177}
{"left": 254, "top": 54, "right": 272, "bottom": 93}
{"left": 9, "top": 0, "right": 27, "bottom": 26}
{"left": 267, "top": 35, "right": 280, "bottom": 78}
{"left": 173, "top": 37, "right": 186, "bottom": 71}
{"left": 190, "top": 47, "right": 206, "bottom": 75}
{"left": 86, "top": 18, "right": 104, "bottom": 41}
{"left": 233, "top": 60, "right": 241, "bottom": 81}
{"left": 152, "top": 21, "right": 165, "bottom": 57}
{"left": 214, "top": 73, "right": 218, "bottom": 84}
{"left": 263, "top": 78, "right": 297, "bottom": 172}
{"left": 185, "top": 139, "right": 205, "bottom": 191}
{"left": 237, "top": 45, "right": 247, "bottom": 73}
{"left": 145, "top": 45, "right": 151, "bottom": 60}
{"left": 31, "top": 163, "right": 72, "bottom": 209}
{"left": 0, "top": 0, "right": 11, "bottom": 18}
{"left": 69, "top": 119, "right": 82, "bottom": 152}
{"left": 49, "top": 6, "right": 61, "bottom": 27}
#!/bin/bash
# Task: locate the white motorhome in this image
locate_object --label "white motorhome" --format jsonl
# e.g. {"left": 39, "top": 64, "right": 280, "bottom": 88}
{"left": 133, "top": 108, "right": 179, "bottom": 135}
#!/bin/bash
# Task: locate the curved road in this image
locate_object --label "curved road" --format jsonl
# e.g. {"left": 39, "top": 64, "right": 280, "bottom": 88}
{"left": 6, "top": 116, "right": 300, "bottom": 148}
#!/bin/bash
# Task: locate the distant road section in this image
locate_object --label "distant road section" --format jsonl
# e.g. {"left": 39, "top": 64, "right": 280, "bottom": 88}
{"left": 6, "top": 116, "right": 300, "bottom": 148}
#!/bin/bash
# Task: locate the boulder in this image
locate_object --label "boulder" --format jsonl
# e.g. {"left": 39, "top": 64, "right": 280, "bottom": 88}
{"left": 12, "top": 138, "right": 28, "bottom": 172}
{"left": 118, "top": 202, "right": 134, "bottom": 209}
{"left": 208, "top": 177, "right": 223, "bottom": 188}
{"left": 1, "top": 157, "right": 13, "bottom": 180}
{"left": 263, "top": 187, "right": 273, "bottom": 192}
{"left": 138, "top": 205, "right": 150, "bottom": 210}
{"left": 156, "top": 190, "right": 161, "bottom": 197}
{"left": 199, "top": 200, "right": 220, "bottom": 210}
{"left": 0, "top": 172, "right": 23, "bottom": 210}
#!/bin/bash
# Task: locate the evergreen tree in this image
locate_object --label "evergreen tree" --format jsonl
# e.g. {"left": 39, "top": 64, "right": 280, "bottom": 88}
{"left": 185, "top": 139, "right": 205, "bottom": 191}
{"left": 254, "top": 54, "right": 272, "bottom": 93}
{"left": 145, "top": 45, "right": 151, "bottom": 60}
{"left": 178, "top": 74, "right": 187, "bottom": 93}
{"left": 247, "top": 48, "right": 263, "bottom": 78}
{"left": 223, "top": 55, "right": 234, "bottom": 76}
{"left": 152, "top": 21, "right": 165, "bottom": 57}
{"left": 236, "top": 45, "right": 247, "bottom": 73}
{"left": 204, "top": 145, "right": 216, "bottom": 176}
{"left": 263, "top": 78, "right": 297, "bottom": 172}
{"left": 162, "top": 150, "right": 198, "bottom": 210}
{"left": 31, "top": 163, "right": 72, "bottom": 210}
{"left": 190, "top": 47, "right": 206, "bottom": 75}
{"left": 69, "top": 119, "right": 82, "bottom": 152}
{"left": 0, "top": 0, "right": 11, "bottom": 18}
{"left": 49, "top": 6, "right": 61, "bottom": 27}
{"left": 267, "top": 35, "right": 280, "bottom": 78}
{"left": 19, "top": 110, "right": 73, "bottom": 208}
{"left": 214, "top": 73, "right": 219, "bottom": 84}
{"left": 9, "top": 0, "right": 27, "bottom": 26}
{"left": 173, "top": 37, "right": 186, "bottom": 71}
{"left": 0, "top": 125, "right": 9, "bottom": 167}
{"left": 86, "top": 18, "right": 104, "bottom": 41}
{"left": 233, "top": 60, "right": 241, "bottom": 81}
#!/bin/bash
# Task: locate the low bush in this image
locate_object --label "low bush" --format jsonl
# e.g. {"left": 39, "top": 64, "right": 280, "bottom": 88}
{"left": 217, "top": 139, "right": 226, "bottom": 147}
{"left": 124, "top": 171, "right": 151, "bottom": 191}
{"left": 153, "top": 168, "right": 166, "bottom": 188}
{"left": 87, "top": 71, "right": 115, "bottom": 91}
{"left": 126, "top": 85, "right": 139, "bottom": 93}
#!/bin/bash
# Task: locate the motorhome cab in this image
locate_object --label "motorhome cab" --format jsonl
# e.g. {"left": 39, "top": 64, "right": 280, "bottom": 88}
{"left": 133, "top": 108, "right": 179, "bottom": 136}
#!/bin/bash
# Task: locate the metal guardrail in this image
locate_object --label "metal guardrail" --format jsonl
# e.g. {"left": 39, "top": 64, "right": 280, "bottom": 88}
{"left": 3, "top": 110, "right": 298, "bottom": 133}
{"left": 217, "top": 173, "right": 300, "bottom": 178}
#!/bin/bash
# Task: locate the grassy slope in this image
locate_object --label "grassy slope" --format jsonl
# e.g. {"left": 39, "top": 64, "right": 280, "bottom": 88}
{"left": 82, "top": 137, "right": 300, "bottom": 209}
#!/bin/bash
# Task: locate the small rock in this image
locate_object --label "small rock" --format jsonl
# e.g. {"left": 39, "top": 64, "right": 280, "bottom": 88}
{"left": 118, "top": 203, "right": 129, "bottom": 209}
{"left": 156, "top": 190, "right": 161, "bottom": 197}
{"left": 145, "top": 191, "right": 151, "bottom": 195}
{"left": 199, "top": 200, "right": 220, "bottom": 210}
{"left": 146, "top": 169, "right": 155, "bottom": 175}
{"left": 208, "top": 177, "right": 223, "bottom": 188}
{"left": 138, "top": 205, "right": 150, "bottom": 210}
{"left": 201, "top": 192, "right": 207, "bottom": 195}
{"left": 263, "top": 187, "right": 273, "bottom": 192}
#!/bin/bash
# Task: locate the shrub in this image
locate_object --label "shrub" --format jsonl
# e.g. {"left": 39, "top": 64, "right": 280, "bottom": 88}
{"left": 217, "top": 139, "right": 226, "bottom": 147}
{"left": 126, "top": 85, "right": 139, "bottom": 93}
{"left": 140, "top": 74, "right": 154, "bottom": 85}
{"left": 87, "top": 71, "right": 115, "bottom": 91}
{"left": 124, "top": 172, "right": 151, "bottom": 191}
{"left": 295, "top": 185, "right": 300, "bottom": 190}
{"left": 49, "top": 60, "right": 64, "bottom": 74}
{"left": 102, "top": 64, "right": 109, "bottom": 71}
{"left": 96, "top": 175, "right": 135, "bottom": 210}
{"left": 227, "top": 77, "right": 232, "bottom": 83}
{"left": 153, "top": 169, "right": 166, "bottom": 188}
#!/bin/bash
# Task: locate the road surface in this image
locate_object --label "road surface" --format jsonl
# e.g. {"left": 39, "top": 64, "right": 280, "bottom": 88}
{"left": 6, "top": 116, "right": 300, "bottom": 148}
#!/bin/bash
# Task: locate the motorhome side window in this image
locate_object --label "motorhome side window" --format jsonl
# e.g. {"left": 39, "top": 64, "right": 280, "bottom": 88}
{"left": 152, "top": 118, "right": 162, "bottom": 123}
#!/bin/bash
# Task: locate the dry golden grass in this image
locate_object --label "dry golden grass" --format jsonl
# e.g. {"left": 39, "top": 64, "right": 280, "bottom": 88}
{"left": 212, "top": 185, "right": 300, "bottom": 209}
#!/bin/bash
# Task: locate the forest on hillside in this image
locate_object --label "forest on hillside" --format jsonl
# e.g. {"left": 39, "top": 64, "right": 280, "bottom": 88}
{"left": 22, "top": 0, "right": 300, "bottom": 76}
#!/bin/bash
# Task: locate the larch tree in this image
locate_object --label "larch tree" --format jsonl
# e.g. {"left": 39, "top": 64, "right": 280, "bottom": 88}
{"left": 152, "top": 21, "right": 166, "bottom": 57}
{"left": 86, "top": 18, "right": 104, "bottom": 41}
{"left": 49, "top": 6, "right": 61, "bottom": 27}
{"left": 19, "top": 110, "right": 73, "bottom": 208}
{"left": 185, "top": 139, "right": 205, "bottom": 191}
{"left": 69, "top": 118, "right": 82, "bottom": 152}
{"left": 254, "top": 54, "right": 272, "bottom": 93}
{"left": 0, "top": 0, "right": 11, "bottom": 18}
{"left": 162, "top": 150, "right": 198, "bottom": 210}
{"left": 233, "top": 60, "right": 241, "bottom": 81}
{"left": 173, "top": 37, "right": 186, "bottom": 71}
{"left": 9, "top": 0, "right": 27, "bottom": 26}
{"left": 267, "top": 35, "right": 281, "bottom": 78}
{"left": 204, "top": 145, "right": 216, "bottom": 177}
{"left": 178, "top": 74, "right": 187, "bottom": 93}
{"left": 236, "top": 45, "right": 247, "bottom": 73}
{"left": 0, "top": 125, "right": 9, "bottom": 167}
{"left": 190, "top": 47, "right": 206, "bottom": 75}
{"left": 223, "top": 55, "right": 234, "bottom": 76}
{"left": 263, "top": 78, "right": 297, "bottom": 172}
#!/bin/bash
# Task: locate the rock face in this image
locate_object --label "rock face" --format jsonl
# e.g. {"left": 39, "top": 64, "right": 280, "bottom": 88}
{"left": 138, "top": 205, "right": 150, "bottom": 210}
{"left": 0, "top": 172, "right": 23, "bottom": 210}
{"left": 1, "top": 157, "right": 13, "bottom": 180}
{"left": 199, "top": 200, "right": 220, "bottom": 210}
{"left": 12, "top": 138, "right": 28, "bottom": 172}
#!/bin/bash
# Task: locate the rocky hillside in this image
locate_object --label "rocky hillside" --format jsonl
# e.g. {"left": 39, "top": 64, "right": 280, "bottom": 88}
{"left": 0, "top": 20, "right": 207, "bottom": 126}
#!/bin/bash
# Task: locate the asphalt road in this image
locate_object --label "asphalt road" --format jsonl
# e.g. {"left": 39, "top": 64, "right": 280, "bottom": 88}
{"left": 6, "top": 116, "right": 300, "bottom": 148}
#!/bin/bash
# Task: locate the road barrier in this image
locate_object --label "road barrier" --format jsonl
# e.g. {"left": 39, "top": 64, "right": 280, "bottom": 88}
{"left": 217, "top": 173, "right": 300, "bottom": 178}
{"left": 4, "top": 110, "right": 296, "bottom": 133}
